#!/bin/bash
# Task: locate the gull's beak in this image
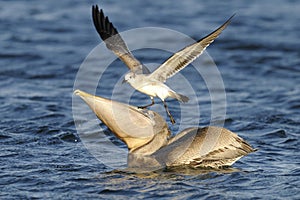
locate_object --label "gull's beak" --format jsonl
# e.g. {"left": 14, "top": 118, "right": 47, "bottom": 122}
{"left": 122, "top": 79, "right": 127, "bottom": 84}
{"left": 74, "top": 89, "right": 170, "bottom": 153}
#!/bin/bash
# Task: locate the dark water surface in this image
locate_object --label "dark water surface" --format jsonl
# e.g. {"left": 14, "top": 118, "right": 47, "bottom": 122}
{"left": 1, "top": 0, "right": 300, "bottom": 199}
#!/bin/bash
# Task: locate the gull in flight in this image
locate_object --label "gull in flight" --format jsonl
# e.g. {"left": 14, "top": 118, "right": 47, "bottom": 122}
{"left": 92, "top": 5, "right": 234, "bottom": 124}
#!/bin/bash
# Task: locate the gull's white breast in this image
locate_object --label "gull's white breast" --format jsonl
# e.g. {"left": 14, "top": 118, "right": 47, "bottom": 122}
{"left": 130, "top": 75, "right": 172, "bottom": 100}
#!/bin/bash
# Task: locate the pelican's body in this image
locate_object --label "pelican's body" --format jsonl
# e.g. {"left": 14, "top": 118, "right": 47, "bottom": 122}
{"left": 92, "top": 5, "right": 234, "bottom": 124}
{"left": 75, "top": 90, "right": 256, "bottom": 171}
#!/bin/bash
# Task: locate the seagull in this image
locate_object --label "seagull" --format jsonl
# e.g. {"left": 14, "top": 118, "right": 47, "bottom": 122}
{"left": 92, "top": 5, "right": 234, "bottom": 124}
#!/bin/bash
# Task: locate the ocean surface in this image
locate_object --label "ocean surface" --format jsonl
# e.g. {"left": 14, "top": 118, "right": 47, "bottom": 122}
{"left": 1, "top": 0, "right": 300, "bottom": 199}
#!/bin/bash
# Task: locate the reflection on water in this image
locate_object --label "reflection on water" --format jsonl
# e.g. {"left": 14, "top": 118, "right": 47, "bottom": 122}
{"left": 107, "top": 166, "right": 241, "bottom": 179}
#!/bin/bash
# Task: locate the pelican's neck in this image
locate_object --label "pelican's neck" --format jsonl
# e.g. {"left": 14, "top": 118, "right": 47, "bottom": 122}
{"left": 130, "top": 125, "right": 170, "bottom": 155}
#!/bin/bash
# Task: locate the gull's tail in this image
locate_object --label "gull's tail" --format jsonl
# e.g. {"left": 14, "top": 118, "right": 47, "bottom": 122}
{"left": 169, "top": 91, "right": 189, "bottom": 103}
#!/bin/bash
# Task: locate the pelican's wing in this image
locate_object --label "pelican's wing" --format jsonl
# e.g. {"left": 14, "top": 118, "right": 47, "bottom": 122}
{"left": 155, "top": 126, "right": 256, "bottom": 168}
{"left": 92, "top": 5, "right": 149, "bottom": 74}
{"left": 149, "top": 14, "right": 235, "bottom": 82}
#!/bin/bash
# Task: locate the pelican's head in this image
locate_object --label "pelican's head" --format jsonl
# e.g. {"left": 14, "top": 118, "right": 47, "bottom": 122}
{"left": 122, "top": 72, "right": 136, "bottom": 84}
{"left": 74, "top": 89, "right": 170, "bottom": 154}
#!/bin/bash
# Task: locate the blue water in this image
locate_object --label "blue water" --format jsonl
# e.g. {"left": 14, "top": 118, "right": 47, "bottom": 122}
{"left": 1, "top": 0, "right": 300, "bottom": 199}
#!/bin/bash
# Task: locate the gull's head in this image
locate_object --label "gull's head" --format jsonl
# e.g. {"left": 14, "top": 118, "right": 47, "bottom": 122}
{"left": 122, "top": 72, "right": 136, "bottom": 84}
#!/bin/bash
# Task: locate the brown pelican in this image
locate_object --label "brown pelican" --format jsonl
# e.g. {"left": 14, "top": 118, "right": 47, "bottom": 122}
{"left": 74, "top": 90, "right": 256, "bottom": 171}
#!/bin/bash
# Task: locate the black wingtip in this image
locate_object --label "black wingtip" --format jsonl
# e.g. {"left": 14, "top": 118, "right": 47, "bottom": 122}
{"left": 92, "top": 4, "right": 119, "bottom": 41}
{"left": 221, "top": 13, "right": 236, "bottom": 28}
{"left": 227, "top": 13, "right": 236, "bottom": 23}
{"left": 92, "top": 4, "right": 99, "bottom": 16}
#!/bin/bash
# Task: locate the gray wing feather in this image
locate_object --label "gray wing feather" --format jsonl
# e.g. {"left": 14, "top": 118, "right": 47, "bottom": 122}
{"left": 155, "top": 126, "right": 256, "bottom": 168}
{"left": 92, "top": 5, "right": 149, "bottom": 74}
{"left": 149, "top": 14, "right": 235, "bottom": 82}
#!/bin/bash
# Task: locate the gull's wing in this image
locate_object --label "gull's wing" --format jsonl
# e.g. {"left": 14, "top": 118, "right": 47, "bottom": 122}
{"left": 92, "top": 5, "right": 149, "bottom": 74}
{"left": 149, "top": 14, "right": 235, "bottom": 82}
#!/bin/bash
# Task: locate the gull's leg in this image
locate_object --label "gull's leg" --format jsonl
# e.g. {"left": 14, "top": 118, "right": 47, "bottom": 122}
{"left": 162, "top": 101, "right": 175, "bottom": 124}
{"left": 138, "top": 97, "right": 155, "bottom": 109}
